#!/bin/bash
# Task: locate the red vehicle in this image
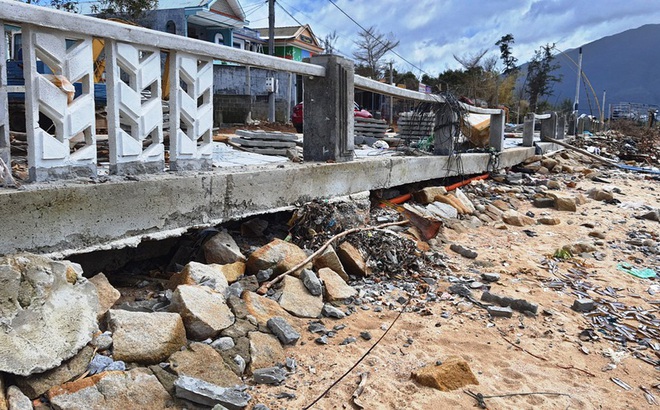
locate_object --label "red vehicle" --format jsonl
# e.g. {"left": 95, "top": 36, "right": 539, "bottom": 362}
{"left": 291, "top": 101, "right": 372, "bottom": 133}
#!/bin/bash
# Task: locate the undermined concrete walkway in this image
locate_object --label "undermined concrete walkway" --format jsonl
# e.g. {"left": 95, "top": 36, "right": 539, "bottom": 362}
{"left": 0, "top": 144, "right": 561, "bottom": 256}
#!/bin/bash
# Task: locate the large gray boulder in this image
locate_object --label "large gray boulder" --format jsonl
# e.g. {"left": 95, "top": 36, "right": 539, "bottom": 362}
{"left": 0, "top": 254, "right": 99, "bottom": 376}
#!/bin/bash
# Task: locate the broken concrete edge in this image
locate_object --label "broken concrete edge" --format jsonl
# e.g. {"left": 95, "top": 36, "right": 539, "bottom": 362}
{"left": 1, "top": 146, "right": 559, "bottom": 256}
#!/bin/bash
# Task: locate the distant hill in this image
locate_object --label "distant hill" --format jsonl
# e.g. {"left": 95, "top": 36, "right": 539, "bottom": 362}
{"left": 521, "top": 24, "right": 660, "bottom": 117}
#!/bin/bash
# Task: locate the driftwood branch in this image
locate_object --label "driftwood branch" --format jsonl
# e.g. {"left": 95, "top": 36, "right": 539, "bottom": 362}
{"left": 255, "top": 220, "right": 409, "bottom": 295}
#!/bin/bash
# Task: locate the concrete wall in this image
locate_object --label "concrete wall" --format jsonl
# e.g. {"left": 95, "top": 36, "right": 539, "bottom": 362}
{"left": 212, "top": 65, "right": 296, "bottom": 123}
{"left": 0, "top": 147, "right": 537, "bottom": 257}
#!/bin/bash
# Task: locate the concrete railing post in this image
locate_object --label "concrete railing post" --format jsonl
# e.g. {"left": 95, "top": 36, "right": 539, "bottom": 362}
{"left": 556, "top": 115, "right": 566, "bottom": 139}
{"left": 433, "top": 104, "right": 456, "bottom": 155}
{"left": 522, "top": 113, "right": 535, "bottom": 147}
{"left": 303, "top": 55, "right": 354, "bottom": 162}
{"left": 22, "top": 25, "right": 97, "bottom": 181}
{"left": 489, "top": 110, "right": 505, "bottom": 151}
{"left": 169, "top": 51, "right": 214, "bottom": 171}
{"left": 540, "top": 112, "right": 557, "bottom": 142}
{"left": 0, "top": 19, "right": 9, "bottom": 166}
{"left": 106, "top": 40, "right": 165, "bottom": 174}
{"left": 567, "top": 113, "right": 576, "bottom": 136}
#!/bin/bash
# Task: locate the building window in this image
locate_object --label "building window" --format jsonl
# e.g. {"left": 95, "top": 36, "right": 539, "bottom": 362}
{"left": 215, "top": 33, "right": 224, "bottom": 45}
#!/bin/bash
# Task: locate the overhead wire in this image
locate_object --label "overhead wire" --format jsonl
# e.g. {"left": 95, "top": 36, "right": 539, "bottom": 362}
{"left": 326, "top": 0, "right": 430, "bottom": 77}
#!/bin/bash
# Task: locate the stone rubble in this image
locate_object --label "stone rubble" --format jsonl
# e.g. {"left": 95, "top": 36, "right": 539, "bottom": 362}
{"left": 1, "top": 148, "right": 659, "bottom": 409}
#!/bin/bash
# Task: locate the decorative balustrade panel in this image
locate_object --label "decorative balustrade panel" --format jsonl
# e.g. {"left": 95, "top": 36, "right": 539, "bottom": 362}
{"left": 169, "top": 51, "right": 213, "bottom": 171}
{"left": 22, "top": 25, "right": 97, "bottom": 181}
{"left": 106, "top": 40, "right": 164, "bottom": 174}
{"left": 0, "top": 20, "right": 9, "bottom": 166}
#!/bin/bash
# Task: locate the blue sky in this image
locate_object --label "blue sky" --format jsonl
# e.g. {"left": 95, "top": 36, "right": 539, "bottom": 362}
{"left": 244, "top": 0, "right": 660, "bottom": 77}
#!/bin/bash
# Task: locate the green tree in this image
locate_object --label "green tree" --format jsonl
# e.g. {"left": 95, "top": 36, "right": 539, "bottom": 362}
{"left": 16, "top": 0, "right": 79, "bottom": 12}
{"left": 91, "top": 0, "right": 158, "bottom": 21}
{"left": 525, "top": 43, "right": 562, "bottom": 113}
{"left": 352, "top": 26, "right": 400, "bottom": 80}
{"left": 495, "top": 34, "right": 518, "bottom": 75}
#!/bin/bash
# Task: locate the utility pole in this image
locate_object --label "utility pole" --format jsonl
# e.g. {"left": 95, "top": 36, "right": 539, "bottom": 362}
{"left": 389, "top": 60, "right": 393, "bottom": 126}
{"left": 267, "top": 0, "right": 275, "bottom": 123}
{"left": 573, "top": 47, "right": 583, "bottom": 135}
{"left": 601, "top": 89, "right": 606, "bottom": 127}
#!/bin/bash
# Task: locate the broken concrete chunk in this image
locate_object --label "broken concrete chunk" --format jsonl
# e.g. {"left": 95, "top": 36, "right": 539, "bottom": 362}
{"left": 572, "top": 298, "right": 595, "bottom": 313}
{"left": 533, "top": 197, "right": 555, "bottom": 208}
{"left": 300, "top": 269, "right": 322, "bottom": 296}
{"left": 203, "top": 230, "right": 246, "bottom": 265}
{"left": 87, "top": 353, "right": 125, "bottom": 375}
{"left": 278, "top": 275, "right": 323, "bottom": 318}
{"left": 588, "top": 188, "right": 614, "bottom": 202}
{"left": 481, "top": 273, "right": 500, "bottom": 283}
{"left": 454, "top": 189, "right": 476, "bottom": 214}
{"left": 212, "top": 337, "right": 236, "bottom": 352}
{"left": 174, "top": 375, "right": 251, "bottom": 409}
{"left": 449, "top": 244, "right": 478, "bottom": 259}
{"left": 6, "top": 386, "right": 31, "bottom": 410}
{"left": 107, "top": 310, "right": 187, "bottom": 364}
{"left": 253, "top": 367, "right": 287, "bottom": 385}
{"left": 501, "top": 210, "right": 535, "bottom": 226}
{"left": 248, "top": 331, "right": 286, "bottom": 373}
{"left": 318, "top": 267, "right": 357, "bottom": 301}
{"left": 213, "top": 262, "right": 246, "bottom": 284}
{"left": 267, "top": 317, "right": 300, "bottom": 345}
{"left": 487, "top": 306, "right": 513, "bottom": 318}
{"left": 413, "top": 186, "right": 447, "bottom": 204}
{"left": 337, "top": 242, "right": 371, "bottom": 277}
{"left": 553, "top": 195, "right": 578, "bottom": 212}
{"left": 88, "top": 272, "right": 120, "bottom": 320}
{"left": 322, "top": 303, "right": 346, "bottom": 319}
{"left": 312, "top": 245, "right": 349, "bottom": 282}
{"left": 481, "top": 292, "right": 538, "bottom": 315}
{"left": 411, "top": 356, "right": 479, "bottom": 391}
{"left": 242, "top": 292, "right": 294, "bottom": 328}
{"left": 14, "top": 345, "right": 95, "bottom": 399}
{"left": 246, "top": 238, "right": 311, "bottom": 277}
{"left": 0, "top": 254, "right": 99, "bottom": 376}
{"left": 427, "top": 202, "right": 458, "bottom": 219}
{"left": 169, "top": 342, "right": 242, "bottom": 387}
{"left": 47, "top": 369, "right": 173, "bottom": 410}
{"left": 168, "top": 261, "right": 230, "bottom": 294}
{"left": 538, "top": 217, "right": 561, "bottom": 225}
{"left": 171, "top": 284, "right": 235, "bottom": 340}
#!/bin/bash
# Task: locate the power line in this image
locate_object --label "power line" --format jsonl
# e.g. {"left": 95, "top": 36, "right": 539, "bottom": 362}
{"left": 274, "top": 1, "right": 351, "bottom": 58}
{"left": 327, "top": 0, "right": 429, "bottom": 77}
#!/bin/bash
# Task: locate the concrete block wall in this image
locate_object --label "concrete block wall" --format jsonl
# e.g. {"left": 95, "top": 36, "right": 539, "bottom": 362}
{"left": 213, "top": 65, "right": 296, "bottom": 124}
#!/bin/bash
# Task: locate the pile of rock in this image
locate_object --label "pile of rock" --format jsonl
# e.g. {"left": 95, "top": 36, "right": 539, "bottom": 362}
{"left": 0, "top": 223, "right": 373, "bottom": 409}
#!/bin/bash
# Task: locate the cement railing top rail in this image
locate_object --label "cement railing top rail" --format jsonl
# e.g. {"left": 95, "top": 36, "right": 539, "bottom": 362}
{"left": 355, "top": 75, "right": 503, "bottom": 115}
{"left": 0, "top": 0, "right": 325, "bottom": 77}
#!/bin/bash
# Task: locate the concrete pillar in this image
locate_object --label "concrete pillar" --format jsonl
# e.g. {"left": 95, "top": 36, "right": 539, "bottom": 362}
{"left": 522, "top": 113, "right": 535, "bottom": 147}
{"left": 0, "top": 19, "right": 9, "bottom": 165}
{"left": 556, "top": 115, "right": 566, "bottom": 139}
{"left": 303, "top": 55, "right": 354, "bottom": 162}
{"left": 433, "top": 104, "right": 456, "bottom": 155}
{"left": 540, "top": 112, "right": 557, "bottom": 142}
{"left": 567, "top": 113, "right": 576, "bottom": 136}
{"left": 488, "top": 110, "right": 505, "bottom": 151}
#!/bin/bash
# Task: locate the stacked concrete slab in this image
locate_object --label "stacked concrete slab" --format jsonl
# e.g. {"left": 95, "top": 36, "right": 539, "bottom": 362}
{"left": 232, "top": 130, "right": 299, "bottom": 156}
{"left": 354, "top": 117, "right": 388, "bottom": 138}
{"left": 398, "top": 112, "right": 435, "bottom": 142}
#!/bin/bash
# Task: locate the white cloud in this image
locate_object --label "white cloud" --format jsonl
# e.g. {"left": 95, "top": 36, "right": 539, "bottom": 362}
{"left": 251, "top": 0, "right": 660, "bottom": 77}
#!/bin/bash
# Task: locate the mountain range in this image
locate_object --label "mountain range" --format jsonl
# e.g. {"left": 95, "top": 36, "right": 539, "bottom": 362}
{"left": 526, "top": 23, "right": 660, "bottom": 117}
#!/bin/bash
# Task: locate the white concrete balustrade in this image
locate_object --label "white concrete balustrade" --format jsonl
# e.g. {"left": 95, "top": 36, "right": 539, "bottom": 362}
{"left": 0, "top": 0, "right": 513, "bottom": 182}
